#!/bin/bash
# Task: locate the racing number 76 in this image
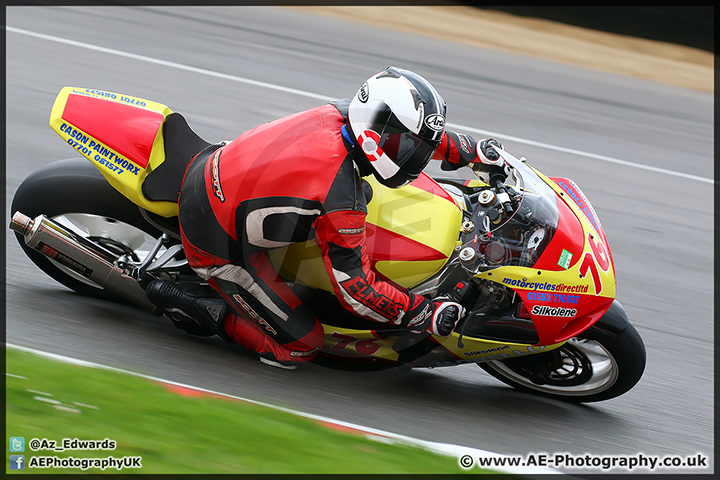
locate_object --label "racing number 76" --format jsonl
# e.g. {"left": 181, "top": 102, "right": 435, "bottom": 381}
{"left": 329, "top": 332, "right": 383, "bottom": 355}
{"left": 579, "top": 233, "right": 610, "bottom": 296}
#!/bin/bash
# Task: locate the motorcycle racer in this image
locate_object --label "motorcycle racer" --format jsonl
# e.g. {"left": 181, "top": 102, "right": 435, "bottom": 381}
{"left": 147, "top": 66, "right": 506, "bottom": 369}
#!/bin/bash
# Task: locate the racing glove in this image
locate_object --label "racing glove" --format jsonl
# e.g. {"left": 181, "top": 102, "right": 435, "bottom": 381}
{"left": 470, "top": 138, "right": 510, "bottom": 184}
{"left": 429, "top": 302, "right": 465, "bottom": 336}
{"left": 406, "top": 299, "right": 465, "bottom": 337}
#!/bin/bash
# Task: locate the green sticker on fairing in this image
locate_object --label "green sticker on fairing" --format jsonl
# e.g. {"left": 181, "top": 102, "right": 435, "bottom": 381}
{"left": 558, "top": 249, "right": 573, "bottom": 269}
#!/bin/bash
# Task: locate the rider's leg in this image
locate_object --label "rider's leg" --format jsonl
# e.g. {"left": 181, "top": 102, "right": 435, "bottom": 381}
{"left": 201, "top": 251, "right": 324, "bottom": 368}
{"left": 172, "top": 148, "right": 323, "bottom": 367}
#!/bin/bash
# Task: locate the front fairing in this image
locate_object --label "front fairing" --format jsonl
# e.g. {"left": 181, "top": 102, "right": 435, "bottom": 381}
{"left": 314, "top": 152, "right": 616, "bottom": 362}
{"left": 460, "top": 152, "right": 617, "bottom": 346}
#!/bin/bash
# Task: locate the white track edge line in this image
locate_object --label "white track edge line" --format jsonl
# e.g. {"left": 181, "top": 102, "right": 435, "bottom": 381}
{"left": 6, "top": 342, "right": 563, "bottom": 475}
{"left": 7, "top": 25, "right": 713, "bottom": 185}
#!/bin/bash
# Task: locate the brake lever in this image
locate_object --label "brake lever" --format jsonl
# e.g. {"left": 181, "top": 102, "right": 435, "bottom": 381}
{"left": 486, "top": 147, "right": 517, "bottom": 214}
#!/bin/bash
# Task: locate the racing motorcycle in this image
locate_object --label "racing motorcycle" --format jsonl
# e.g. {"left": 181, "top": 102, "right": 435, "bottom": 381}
{"left": 10, "top": 87, "right": 646, "bottom": 403}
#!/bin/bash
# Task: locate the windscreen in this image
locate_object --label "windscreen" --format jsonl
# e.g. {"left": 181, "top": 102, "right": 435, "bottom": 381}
{"left": 459, "top": 152, "right": 559, "bottom": 273}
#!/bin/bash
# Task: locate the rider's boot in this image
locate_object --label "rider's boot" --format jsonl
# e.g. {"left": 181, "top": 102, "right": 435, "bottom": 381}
{"left": 223, "top": 314, "right": 305, "bottom": 370}
{"left": 146, "top": 279, "right": 233, "bottom": 342}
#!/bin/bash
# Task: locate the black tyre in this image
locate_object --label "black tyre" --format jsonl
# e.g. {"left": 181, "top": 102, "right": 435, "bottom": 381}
{"left": 11, "top": 158, "right": 165, "bottom": 302}
{"left": 479, "top": 300, "right": 646, "bottom": 402}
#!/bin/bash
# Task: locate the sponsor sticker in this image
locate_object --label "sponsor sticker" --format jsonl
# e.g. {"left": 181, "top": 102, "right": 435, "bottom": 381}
{"left": 407, "top": 302, "right": 432, "bottom": 328}
{"left": 37, "top": 242, "right": 93, "bottom": 277}
{"left": 340, "top": 275, "right": 403, "bottom": 319}
{"left": 211, "top": 150, "right": 224, "bottom": 202}
{"left": 502, "top": 277, "right": 589, "bottom": 294}
{"left": 232, "top": 294, "right": 276, "bottom": 335}
{"left": 526, "top": 291, "right": 580, "bottom": 304}
{"left": 358, "top": 82, "right": 369, "bottom": 103}
{"left": 555, "top": 179, "right": 602, "bottom": 233}
{"left": 557, "top": 249, "right": 573, "bottom": 269}
{"left": 530, "top": 305, "right": 577, "bottom": 317}
{"left": 457, "top": 134, "right": 471, "bottom": 154}
{"left": 416, "top": 102, "right": 424, "bottom": 131}
{"left": 463, "top": 345, "right": 509, "bottom": 357}
{"left": 424, "top": 113, "right": 445, "bottom": 132}
{"left": 290, "top": 348, "right": 319, "bottom": 358}
{"left": 338, "top": 227, "right": 365, "bottom": 235}
{"left": 206, "top": 304, "right": 223, "bottom": 322}
{"left": 59, "top": 123, "right": 142, "bottom": 177}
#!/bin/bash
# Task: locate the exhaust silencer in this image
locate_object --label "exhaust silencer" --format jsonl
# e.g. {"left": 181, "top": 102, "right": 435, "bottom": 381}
{"left": 10, "top": 211, "right": 158, "bottom": 312}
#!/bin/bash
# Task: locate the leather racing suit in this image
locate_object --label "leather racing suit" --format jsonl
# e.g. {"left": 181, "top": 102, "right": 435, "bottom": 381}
{"left": 178, "top": 99, "right": 478, "bottom": 364}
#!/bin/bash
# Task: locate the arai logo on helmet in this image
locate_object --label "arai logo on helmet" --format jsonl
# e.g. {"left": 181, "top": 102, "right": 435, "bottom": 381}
{"left": 358, "top": 82, "right": 369, "bottom": 103}
{"left": 424, "top": 114, "right": 445, "bottom": 132}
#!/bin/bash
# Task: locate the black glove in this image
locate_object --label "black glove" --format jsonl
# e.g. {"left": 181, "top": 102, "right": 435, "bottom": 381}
{"left": 428, "top": 301, "right": 465, "bottom": 337}
{"left": 471, "top": 138, "right": 509, "bottom": 184}
{"left": 478, "top": 138, "right": 504, "bottom": 162}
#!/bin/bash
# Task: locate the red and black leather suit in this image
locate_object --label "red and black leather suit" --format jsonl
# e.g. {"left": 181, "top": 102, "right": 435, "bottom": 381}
{"left": 178, "top": 99, "right": 477, "bottom": 363}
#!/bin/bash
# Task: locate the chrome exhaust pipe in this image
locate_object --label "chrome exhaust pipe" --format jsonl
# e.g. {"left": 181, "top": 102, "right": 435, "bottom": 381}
{"left": 10, "top": 211, "right": 157, "bottom": 312}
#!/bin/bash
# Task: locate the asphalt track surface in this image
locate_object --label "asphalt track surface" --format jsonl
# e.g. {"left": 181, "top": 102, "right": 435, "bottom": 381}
{"left": 6, "top": 6, "right": 714, "bottom": 475}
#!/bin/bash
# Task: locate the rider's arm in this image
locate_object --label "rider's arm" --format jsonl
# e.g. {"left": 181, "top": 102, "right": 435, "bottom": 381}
{"left": 313, "top": 209, "right": 433, "bottom": 329}
{"left": 432, "top": 130, "right": 478, "bottom": 170}
{"left": 311, "top": 155, "right": 464, "bottom": 336}
{"left": 433, "top": 132, "right": 507, "bottom": 183}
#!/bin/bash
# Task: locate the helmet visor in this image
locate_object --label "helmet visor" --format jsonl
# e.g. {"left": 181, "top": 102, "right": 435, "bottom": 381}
{"left": 368, "top": 130, "right": 438, "bottom": 188}
{"left": 358, "top": 102, "right": 442, "bottom": 187}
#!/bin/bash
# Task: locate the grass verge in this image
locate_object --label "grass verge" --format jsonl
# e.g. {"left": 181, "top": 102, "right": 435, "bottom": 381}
{"left": 6, "top": 347, "right": 500, "bottom": 474}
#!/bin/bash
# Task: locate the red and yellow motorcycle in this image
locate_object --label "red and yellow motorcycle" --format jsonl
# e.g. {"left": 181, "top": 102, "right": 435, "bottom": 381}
{"left": 10, "top": 87, "right": 646, "bottom": 402}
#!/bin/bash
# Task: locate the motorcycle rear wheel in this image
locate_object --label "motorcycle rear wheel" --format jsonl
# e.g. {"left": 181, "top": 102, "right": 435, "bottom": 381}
{"left": 479, "top": 300, "right": 645, "bottom": 402}
{"left": 11, "top": 158, "right": 166, "bottom": 302}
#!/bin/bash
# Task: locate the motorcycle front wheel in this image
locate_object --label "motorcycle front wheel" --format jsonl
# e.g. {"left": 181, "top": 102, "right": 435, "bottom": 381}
{"left": 10, "top": 158, "right": 167, "bottom": 302}
{"left": 479, "top": 300, "right": 645, "bottom": 402}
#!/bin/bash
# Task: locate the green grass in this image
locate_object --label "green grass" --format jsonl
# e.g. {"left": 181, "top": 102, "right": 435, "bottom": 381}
{"left": 6, "top": 348, "right": 500, "bottom": 474}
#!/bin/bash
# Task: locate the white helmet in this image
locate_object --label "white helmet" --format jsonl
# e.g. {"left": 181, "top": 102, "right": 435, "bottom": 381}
{"left": 347, "top": 66, "right": 446, "bottom": 188}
